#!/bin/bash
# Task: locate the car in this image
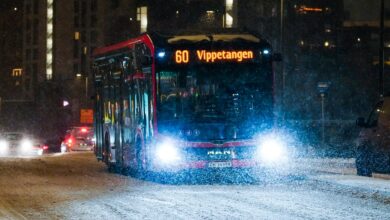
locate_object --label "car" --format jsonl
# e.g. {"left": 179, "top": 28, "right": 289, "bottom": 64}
{"left": 0, "top": 132, "right": 47, "bottom": 156}
{"left": 43, "top": 137, "right": 66, "bottom": 153}
{"left": 61, "top": 126, "right": 94, "bottom": 151}
{"left": 355, "top": 97, "right": 390, "bottom": 176}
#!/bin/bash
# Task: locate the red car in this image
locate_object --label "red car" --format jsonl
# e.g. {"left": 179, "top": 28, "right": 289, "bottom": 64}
{"left": 62, "top": 127, "right": 95, "bottom": 151}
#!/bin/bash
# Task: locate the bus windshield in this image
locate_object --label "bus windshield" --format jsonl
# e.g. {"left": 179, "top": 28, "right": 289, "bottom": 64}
{"left": 157, "top": 63, "right": 273, "bottom": 125}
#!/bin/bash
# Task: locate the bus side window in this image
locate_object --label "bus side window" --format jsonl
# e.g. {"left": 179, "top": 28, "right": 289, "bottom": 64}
{"left": 135, "top": 43, "right": 152, "bottom": 68}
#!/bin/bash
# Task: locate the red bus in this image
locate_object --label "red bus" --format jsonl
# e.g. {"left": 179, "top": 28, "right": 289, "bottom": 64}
{"left": 92, "top": 31, "right": 287, "bottom": 177}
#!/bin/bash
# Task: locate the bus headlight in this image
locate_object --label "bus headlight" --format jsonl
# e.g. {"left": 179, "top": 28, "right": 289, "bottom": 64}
{"left": 155, "top": 138, "right": 181, "bottom": 164}
{"left": 256, "top": 133, "right": 289, "bottom": 166}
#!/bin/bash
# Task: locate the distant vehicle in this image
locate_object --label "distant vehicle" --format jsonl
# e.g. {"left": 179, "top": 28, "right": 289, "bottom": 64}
{"left": 356, "top": 97, "right": 390, "bottom": 176}
{"left": 92, "top": 31, "right": 291, "bottom": 178}
{"left": 43, "top": 137, "right": 65, "bottom": 153}
{"left": 62, "top": 127, "right": 94, "bottom": 151}
{"left": 0, "top": 132, "right": 47, "bottom": 156}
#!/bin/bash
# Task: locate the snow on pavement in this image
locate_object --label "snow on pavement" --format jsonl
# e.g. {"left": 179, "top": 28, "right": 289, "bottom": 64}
{"left": 0, "top": 152, "right": 389, "bottom": 220}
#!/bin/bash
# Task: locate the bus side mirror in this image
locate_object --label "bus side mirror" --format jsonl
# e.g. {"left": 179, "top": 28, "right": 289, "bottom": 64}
{"left": 273, "top": 53, "right": 282, "bottom": 62}
{"left": 356, "top": 117, "right": 366, "bottom": 127}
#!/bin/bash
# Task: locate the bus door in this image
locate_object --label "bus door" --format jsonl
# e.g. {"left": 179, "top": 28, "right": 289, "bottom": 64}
{"left": 93, "top": 65, "right": 104, "bottom": 160}
{"left": 132, "top": 43, "right": 154, "bottom": 169}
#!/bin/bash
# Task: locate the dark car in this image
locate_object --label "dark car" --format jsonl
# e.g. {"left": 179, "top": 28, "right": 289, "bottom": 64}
{"left": 355, "top": 97, "right": 390, "bottom": 176}
{"left": 43, "top": 137, "right": 65, "bottom": 153}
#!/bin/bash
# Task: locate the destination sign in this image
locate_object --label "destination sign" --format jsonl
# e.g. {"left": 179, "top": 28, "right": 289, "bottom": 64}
{"left": 174, "top": 50, "right": 255, "bottom": 64}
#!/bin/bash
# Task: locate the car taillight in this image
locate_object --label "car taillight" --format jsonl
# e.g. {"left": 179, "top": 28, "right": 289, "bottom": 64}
{"left": 81, "top": 127, "right": 88, "bottom": 133}
{"left": 42, "top": 145, "right": 49, "bottom": 150}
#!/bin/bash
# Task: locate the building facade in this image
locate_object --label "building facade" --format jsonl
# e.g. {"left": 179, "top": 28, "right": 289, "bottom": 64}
{"left": 20, "top": 0, "right": 382, "bottom": 143}
{"left": 0, "top": 1, "right": 24, "bottom": 101}
{"left": 22, "top": 0, "right": 107, "bottom": 136}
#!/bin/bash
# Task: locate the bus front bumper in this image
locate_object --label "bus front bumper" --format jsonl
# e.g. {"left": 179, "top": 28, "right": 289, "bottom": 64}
{"left": 150, "top": 158, "right": 293, "bottom": 174}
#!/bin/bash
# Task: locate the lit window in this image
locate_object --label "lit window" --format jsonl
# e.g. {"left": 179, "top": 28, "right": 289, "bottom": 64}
{"left": 226, "top": 0, "right": 233, "bottom": 11}
{"left": 137, "top": 6, "right": 148, "bottom": 33}
{"left": 225, "top": 13, "right": 233, "bottom": 28}
{"left": 75, "top": 32, "right": 80, "bottom": 40}
{"left": 12, "top": 68, "right": 23, "bottom": 77}
{"left": 225, "top": 0, "right": 235, "bottom": 28}
{"left": 46, "top": 0, "right": 54, "bottom": 80}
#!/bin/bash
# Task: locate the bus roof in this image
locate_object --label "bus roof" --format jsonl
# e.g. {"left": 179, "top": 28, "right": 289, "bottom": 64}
{"left": 92, "top": 34, "right": 154, "bottom": 57}
{"left": 93, "top": 30, "right": 270, "bottom": 57}
{"left": 166, "top": 34, "right": 260, "bottom": 44}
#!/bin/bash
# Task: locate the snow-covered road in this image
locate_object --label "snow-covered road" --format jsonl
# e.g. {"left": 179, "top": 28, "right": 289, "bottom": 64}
{"left": 0, "top": 152, "right": 389, "bottom": 220}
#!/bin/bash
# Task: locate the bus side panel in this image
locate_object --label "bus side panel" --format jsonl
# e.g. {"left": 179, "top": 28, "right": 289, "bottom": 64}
{"left": 93, "top": 67, "right": 104, "bottom": 160}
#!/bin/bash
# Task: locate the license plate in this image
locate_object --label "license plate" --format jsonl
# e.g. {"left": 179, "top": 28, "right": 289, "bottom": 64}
{"left": 208, "top": 161, "right": 232, "bottom": 168}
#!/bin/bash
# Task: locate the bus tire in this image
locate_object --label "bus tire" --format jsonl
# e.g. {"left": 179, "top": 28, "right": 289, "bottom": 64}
{"left": 103, "top": 133, "right": 115, "bottom": 172}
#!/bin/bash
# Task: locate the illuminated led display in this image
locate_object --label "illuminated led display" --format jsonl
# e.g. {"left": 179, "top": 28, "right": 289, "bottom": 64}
{"left": 175, "top": 50, "right": 190, "bottom": 63}
{"left": 174, "top": 50, "right": 254, "bottom": 64}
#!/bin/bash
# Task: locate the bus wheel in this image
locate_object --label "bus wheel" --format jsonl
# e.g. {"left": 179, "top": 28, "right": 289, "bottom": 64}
{"left": 103, "top": 133, "right": 115, "bottom": 172}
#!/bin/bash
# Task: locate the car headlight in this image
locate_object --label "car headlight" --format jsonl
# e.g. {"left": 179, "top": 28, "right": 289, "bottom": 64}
{"left": 0, "top": 139, "right": 9, "bottom": 149}
{"left": 20, "top": 139, "right": 33, "bottom": 152}
{"left": 154, "top": 137, "right": 182, "bottom": 164}
{"left": 0, "top": 139, "right": 9, "bottom": 154}
{"left": 256, "top": 133, "right": 289, "bottom": 166}
{"left": 61, "top": 145, "right": 67, "bottom": 153}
